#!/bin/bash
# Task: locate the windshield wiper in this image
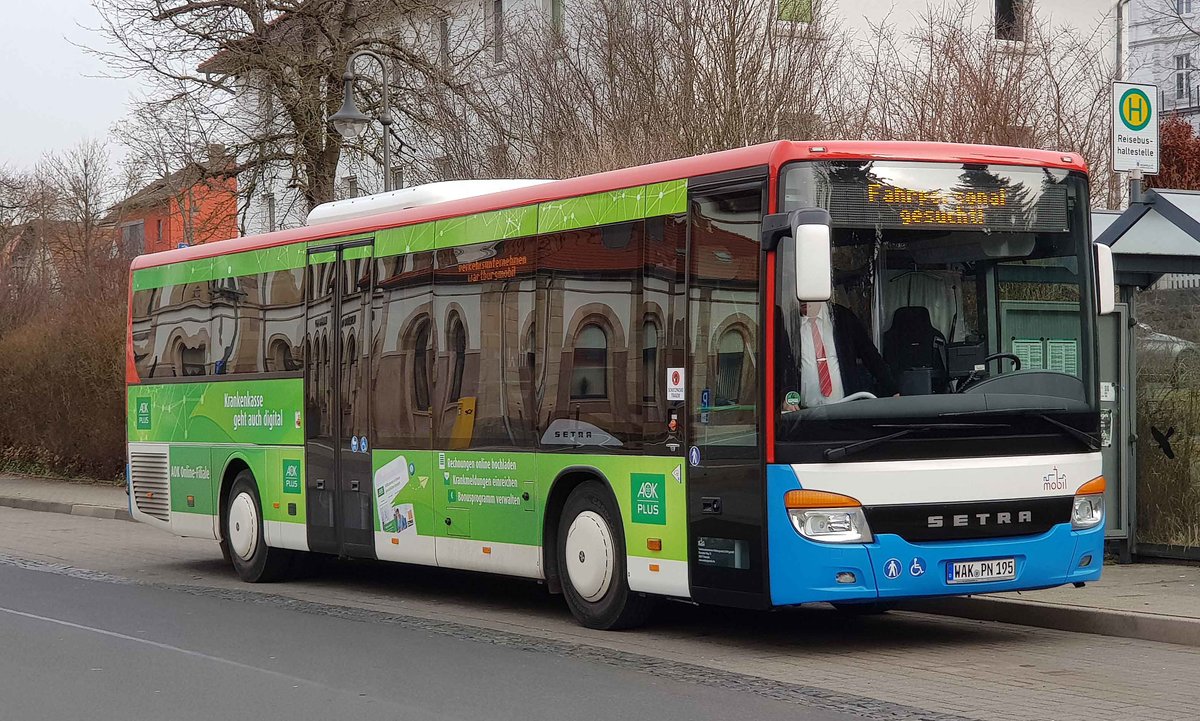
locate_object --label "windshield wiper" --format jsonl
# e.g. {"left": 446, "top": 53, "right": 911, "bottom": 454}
{"left": 1035, "top": 413, "right": 1101, "bottom": 450}
{"left": 938, "top": 408, "right": 1099, "bottom": 450}
{"left": 824, "top": 423, "right": 1005, "bottom": 462}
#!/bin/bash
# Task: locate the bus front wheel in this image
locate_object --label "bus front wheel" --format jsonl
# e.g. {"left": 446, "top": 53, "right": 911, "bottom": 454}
{"left": 224, "top": 470, "right": 293, "bottom": 583}
{"left": 557, "top": 481, "right": 654, "bottom": 630}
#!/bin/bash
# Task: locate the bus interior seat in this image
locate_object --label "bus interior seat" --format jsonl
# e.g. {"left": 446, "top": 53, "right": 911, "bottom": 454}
{"left": 883, "top": 306, "right": 949, "bottom": 395}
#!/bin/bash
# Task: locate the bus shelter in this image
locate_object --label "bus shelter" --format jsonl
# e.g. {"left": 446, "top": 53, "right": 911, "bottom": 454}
{"left": 1095, "top": 189, "right": 1200, "bottom": 561}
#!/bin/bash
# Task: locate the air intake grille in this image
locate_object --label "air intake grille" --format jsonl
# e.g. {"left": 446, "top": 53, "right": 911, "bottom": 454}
{"left": 130, "top": 451, "right": 170, "bottom": 522}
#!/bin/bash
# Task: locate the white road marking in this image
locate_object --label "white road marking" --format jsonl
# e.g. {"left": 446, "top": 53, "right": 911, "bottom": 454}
{"left": 0, "top": 604, "right": 324, "bottom": 689}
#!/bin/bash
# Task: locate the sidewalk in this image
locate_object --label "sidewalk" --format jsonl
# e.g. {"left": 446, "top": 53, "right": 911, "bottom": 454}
{"left": 1, "top": 471, "right": 1197, "bottom": 647}
{"left": 0, "top": 473, "right": 131, "bottom": 521}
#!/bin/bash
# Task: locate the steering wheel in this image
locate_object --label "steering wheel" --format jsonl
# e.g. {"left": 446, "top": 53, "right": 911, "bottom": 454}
{"left": 982, "top": 353, "right": 1022, "bottom": 372}
{"left": 837, "top": 391, "right": 877, "bottom": 403}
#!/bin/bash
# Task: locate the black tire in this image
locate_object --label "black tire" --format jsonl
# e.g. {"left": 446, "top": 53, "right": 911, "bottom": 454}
{"left": 831, "top": 601, "right": 894, "bottom": 616}
{"left": 557, "top": 480, "right": 655, "bottom": 630}
{"left": 224, "top": 470, "right": 294, "bottom": 582}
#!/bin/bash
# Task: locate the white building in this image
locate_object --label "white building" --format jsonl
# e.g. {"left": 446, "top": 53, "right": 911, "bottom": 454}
{"left": 1125, "top": 0, "right": 1200, "bottom": 131}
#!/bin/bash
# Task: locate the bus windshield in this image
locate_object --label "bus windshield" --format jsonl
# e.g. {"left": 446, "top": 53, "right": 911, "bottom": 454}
{"left": 775, "top": 160, "right": 1097, "bottom": 462}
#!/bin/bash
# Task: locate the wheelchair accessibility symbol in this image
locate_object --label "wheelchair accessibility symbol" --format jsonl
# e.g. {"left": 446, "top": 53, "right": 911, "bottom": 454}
{"left": 883, "top": 558, "right": 902, "bottom": 580}
{"left": 909, "top": 557, "right": 927, "bottom": 577}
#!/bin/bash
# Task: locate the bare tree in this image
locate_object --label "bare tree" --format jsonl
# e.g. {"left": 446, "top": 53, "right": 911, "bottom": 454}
{"left": 858, "top": 1, "right": 1118, "bottom": 206}
{"left": 89, "top": 0, "right": 494, "bottom": 216}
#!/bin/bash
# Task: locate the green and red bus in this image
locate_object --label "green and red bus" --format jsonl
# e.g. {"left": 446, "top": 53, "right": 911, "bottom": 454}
{"left": 128, "top": 140, "right": 1112, "bottom": 629}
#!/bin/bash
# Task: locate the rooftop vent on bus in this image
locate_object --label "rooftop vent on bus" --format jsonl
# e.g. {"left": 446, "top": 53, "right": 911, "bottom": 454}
{"left": 305, "top": 179, "right": 552, "bottom": 226}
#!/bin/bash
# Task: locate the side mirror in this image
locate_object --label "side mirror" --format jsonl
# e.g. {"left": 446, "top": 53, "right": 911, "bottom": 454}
{"left": 1094, "top": 243, "right": 1115, "bottom": 316}
{"left": 761, "top": 208, "right": 833, "bottom": 301}
{"left": 791, "top": 209, "right": 833, "bottom": 301}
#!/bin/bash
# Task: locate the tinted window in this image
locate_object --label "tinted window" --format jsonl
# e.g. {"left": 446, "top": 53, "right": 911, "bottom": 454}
{"left": 371, "top": 251, "right": 436, "bottom": 449}
{"left": 688, "top": 182, "right": 763, "bottom": 447}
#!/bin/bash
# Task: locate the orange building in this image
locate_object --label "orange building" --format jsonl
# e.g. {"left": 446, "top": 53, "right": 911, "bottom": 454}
{"left": 109, "top": 150, "right": 238, "bottom": 254}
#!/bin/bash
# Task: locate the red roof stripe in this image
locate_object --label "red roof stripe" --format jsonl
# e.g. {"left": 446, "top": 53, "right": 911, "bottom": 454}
{"left": 130, "top": 140, "right": 1088, "bottom": 271}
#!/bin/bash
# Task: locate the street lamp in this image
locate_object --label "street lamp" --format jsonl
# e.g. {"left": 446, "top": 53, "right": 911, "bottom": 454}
{"left": 330, "top": 49, "right": 397, "bottom": 191}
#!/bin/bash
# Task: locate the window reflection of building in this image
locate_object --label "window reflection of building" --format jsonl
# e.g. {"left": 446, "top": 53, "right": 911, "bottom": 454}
{"left": 642, "top": 320, "right": 659, "bottom": 402}
{"left": 412, "top": 318, "right": 433, "bottom": 412}
{"left": 447, "top": 314, "right": 467, "bottom": 402}
{"left": 571, "top": 324, "right": 608, "bottom": 399}
{"left": 716, "top": 329, "right": 747, "bottom": 405}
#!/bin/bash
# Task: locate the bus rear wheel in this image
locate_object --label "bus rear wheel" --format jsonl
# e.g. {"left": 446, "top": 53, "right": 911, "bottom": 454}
{"left": 557, "top": 481, "right": 654, "bottom": 630}
{"left": 224, "top": 470, "right": 294, "bottom": 583}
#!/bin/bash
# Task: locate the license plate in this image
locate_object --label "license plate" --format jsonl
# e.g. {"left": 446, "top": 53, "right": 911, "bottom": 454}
{"left": 946, "top": 558, "right": 1016, "bottom": 584}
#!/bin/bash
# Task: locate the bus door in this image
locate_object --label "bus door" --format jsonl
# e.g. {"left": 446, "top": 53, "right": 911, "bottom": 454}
{"left": 305, "top": 239, "right": 376, "bottom": 559}
{"left": 685, "top": 176, "right": 770, "bottom": 608}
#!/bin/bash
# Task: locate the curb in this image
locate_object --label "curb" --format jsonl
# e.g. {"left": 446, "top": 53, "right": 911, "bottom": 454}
{"left": 0, "top": 496, "right": 133, "bottom": 522}
{"left": 903, "top": 595, "right": 1200, "bottom": 648}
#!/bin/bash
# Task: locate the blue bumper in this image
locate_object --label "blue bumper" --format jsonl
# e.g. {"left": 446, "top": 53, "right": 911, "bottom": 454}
{"left": 767, "top": 464, "right": 1104, "bottom": 607}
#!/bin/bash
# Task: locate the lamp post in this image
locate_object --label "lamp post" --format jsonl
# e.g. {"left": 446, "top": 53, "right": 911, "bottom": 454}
{"left": 330, "top": 49, "right": 396, "bottom": 192}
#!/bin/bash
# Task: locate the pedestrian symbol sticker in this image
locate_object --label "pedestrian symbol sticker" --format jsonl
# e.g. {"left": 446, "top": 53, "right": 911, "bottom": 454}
{"left": 688, "top": 446, "right": 701, "bottom": 467}
{"left": 351, "top": 436, "right": 359, "bottom": 453}
{"left": 909, "top": 557, "right": 926, "bottom": 577}
{"left": 883, "top": 558, "right": 902, "bottom": 580}
{"left": 360, "top": 436, "right": 368, "bottom": 453}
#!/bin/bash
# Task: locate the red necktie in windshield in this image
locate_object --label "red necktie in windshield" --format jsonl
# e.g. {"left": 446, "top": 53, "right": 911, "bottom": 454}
{"left": 810, "top": 319, "right": 833, "bottom": 397}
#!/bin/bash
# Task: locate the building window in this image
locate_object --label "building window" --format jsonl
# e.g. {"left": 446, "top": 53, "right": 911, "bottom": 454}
{"left": 716, "top": 330, "right": 746, "bottom": 405}
{"left": 413, "top": 318, "right": 433, "bottom": 411}
{"left": 1180, "top": 0, "right": 1194, "bottom": 15}
{"left": 156, "top": 219, "right": 163, "bottom": 245}
{"left": 1177, "top": 54, "right": 1193, "bottom": 101}
{"left": 995, "top": 0, "right": 1025, "bottom": 41}
{"left": 571, "top": 324, "right": 607, "bottom": 399}
{"left": 265, "top": 192, "right": 276, "bottom": 231}
{"left": 120, "top": 221, "right": 145, "bottom": 256}
{"left": 642, "top": 320, "right": 659, "bottom": 401}
{"left": 438, "top": 15, "right": 451, "bottom": 69}
{"left": 551, "top": 0, "right": 564, "bottom": 31}
{"left": 448, "top": 315, "right": 466, "bottom": 402}
{"left": 493, "top": 0, "right": 505, "bottom": 62}
{"left": 777, "top": 0, "right": 812, "bottom": 23}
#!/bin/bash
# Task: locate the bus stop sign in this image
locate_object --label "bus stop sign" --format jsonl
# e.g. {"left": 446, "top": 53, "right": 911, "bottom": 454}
{"left": 1112, "top": 82, "right": 1159, "bottom": 174}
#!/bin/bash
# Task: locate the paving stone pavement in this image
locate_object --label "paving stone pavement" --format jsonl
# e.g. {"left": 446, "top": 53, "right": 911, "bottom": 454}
{"left": 0, "top": 504, "right": 1196, "bottom": 721}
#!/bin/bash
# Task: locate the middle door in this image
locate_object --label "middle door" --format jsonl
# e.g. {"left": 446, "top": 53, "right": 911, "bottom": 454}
{"left": 431, "top": 232, "right": 541, "bottom": 575}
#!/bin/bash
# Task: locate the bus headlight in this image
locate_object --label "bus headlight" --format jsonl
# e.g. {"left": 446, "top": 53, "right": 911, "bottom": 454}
{"left": 785, "top": 490, "right": 873, "bottom": 544}
{"left": 1071, "top": 476, "right": 1105, "bottom": 530}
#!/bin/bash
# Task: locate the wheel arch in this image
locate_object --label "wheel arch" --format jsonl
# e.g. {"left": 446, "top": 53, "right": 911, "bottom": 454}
{"left": 542, "top": 465, "right": 617, "bottom": 595}
{"left": 217, "top": 453, "right": 255, "bottom": 543}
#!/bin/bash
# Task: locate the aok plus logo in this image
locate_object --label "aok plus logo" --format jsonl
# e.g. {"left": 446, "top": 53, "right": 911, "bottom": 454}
{"left": 135, "top": 397, "right": 152, "bottom": 430}
{"left": 1042, "top": 466, "right": 1068, "bottom": 491}
{"left": 631, "top": 473, "right": 666, "bottom": 525}
{"left": 282, "top": 459, "right": 302, "bottom": 494}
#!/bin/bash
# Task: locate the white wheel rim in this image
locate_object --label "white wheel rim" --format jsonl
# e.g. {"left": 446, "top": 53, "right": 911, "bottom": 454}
{"left": 565, "top": 510, "right": 614, "bottom": 602}
{"left": 228, "top": 492, "right": 259, "bottom": 561}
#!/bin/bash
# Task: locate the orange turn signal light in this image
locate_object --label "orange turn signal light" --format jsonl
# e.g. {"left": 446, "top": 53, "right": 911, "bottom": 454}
{"left": 1076, "top": 476, "right": 1106, "bottom": 496}
{"left": 646, "top": 538, "right": 662, "bottom": 552}
{"left": 784, "top": 489, "right": 861, "bottom": 509}
{"left": 649, "top": 564, "right": 660, "bottom": 573}
{"left": 482, "top": 546, "right": 492, "bottom": 555}
{"left": 390, "top": 538, "right": 399, "bottom": 545}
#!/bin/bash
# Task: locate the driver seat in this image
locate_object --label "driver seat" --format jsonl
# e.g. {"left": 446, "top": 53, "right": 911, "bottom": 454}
{"left": 883, "top": 306, "right": 948, "bottom": 394}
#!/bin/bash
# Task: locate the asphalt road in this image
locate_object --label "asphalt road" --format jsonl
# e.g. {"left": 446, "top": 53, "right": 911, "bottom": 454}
{"left": 0, "top": 506, "right": 1198, "bottom": 721}
{"left": 0, "top": 561, "right": 855, "bottom": 721}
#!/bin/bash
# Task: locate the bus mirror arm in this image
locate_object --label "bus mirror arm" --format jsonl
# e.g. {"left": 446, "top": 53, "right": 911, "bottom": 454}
{"left": 761, "top": 209, "right": 833, "bottom": 302}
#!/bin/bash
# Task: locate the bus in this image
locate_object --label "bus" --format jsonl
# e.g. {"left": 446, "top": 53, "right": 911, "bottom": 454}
{"left": 127, "top": 140, "right": 1113, "bottom": 629}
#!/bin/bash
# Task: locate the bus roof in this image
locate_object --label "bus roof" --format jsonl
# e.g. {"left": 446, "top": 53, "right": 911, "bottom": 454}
{"left": 129, "top": 140, "right": 1088, "bottom": 271}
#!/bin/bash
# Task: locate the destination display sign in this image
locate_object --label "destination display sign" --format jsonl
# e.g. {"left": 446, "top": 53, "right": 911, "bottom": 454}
{"left": 823, "top": 167, "right": 1071, "bottom": 233}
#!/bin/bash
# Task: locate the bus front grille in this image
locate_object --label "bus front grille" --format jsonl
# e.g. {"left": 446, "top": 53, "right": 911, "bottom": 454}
{"left": 130, "top": 451, "right": 170, "bottom": 522}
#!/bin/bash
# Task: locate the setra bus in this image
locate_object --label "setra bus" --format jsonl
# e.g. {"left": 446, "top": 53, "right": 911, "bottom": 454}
{"left": 127, "top": 140, "right": 1113, "bottom": 629}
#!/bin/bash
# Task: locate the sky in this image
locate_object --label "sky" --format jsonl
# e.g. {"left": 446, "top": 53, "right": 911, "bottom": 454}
{"left": 0, "top": 0, "right": 142, "bottom": 170}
